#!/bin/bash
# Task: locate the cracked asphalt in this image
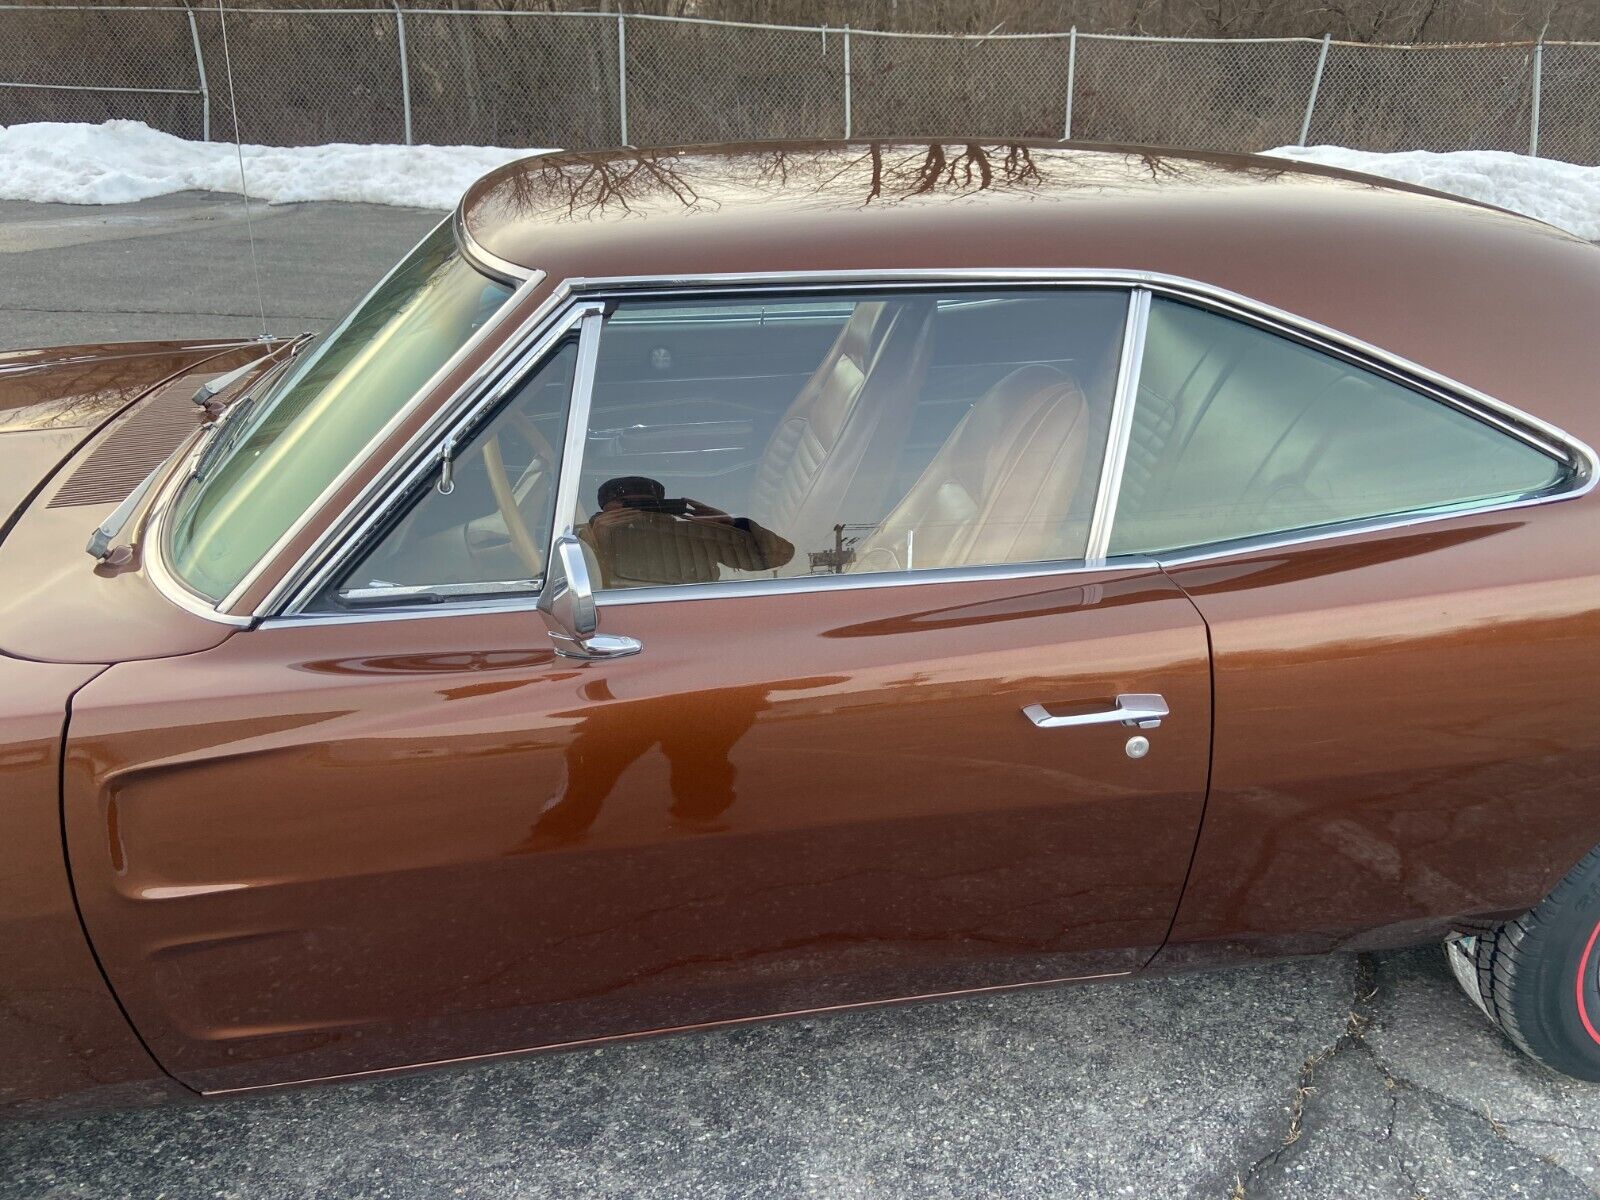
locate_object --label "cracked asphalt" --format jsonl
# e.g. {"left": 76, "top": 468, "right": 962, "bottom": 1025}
{"left": 5, "top": 193, "right": 1600, "bottom": 1198}
{"left": 7, "top": 950, "right": 1600, "bottom": 1198}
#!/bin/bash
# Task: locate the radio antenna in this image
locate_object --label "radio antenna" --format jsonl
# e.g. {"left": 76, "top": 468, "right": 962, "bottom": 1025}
{"left": 214, "top": 0, "right": 268, "bottom": 337}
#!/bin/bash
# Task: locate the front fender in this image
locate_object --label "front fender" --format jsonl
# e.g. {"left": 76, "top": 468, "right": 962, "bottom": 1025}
{"left": 0, "top": 653, "right": 188, "bottom": 1118}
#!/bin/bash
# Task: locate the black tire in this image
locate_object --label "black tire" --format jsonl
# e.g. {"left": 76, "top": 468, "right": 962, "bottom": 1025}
{"left": 1467, "top": 846, "right": 1600, "bottom": 1080}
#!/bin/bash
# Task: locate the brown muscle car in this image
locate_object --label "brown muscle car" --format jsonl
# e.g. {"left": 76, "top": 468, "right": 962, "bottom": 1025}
{"left": 7, "top": 139, "right": 1600, "bottom": 1118}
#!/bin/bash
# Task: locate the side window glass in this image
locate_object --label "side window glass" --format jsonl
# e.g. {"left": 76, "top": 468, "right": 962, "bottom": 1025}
{"left": 571, "top": 289, "right": 1127, "bottom": 590}
{"left": 1109, "top": 300, "right": 1567, "bottom": 556}
{"left": 328, "top": 338, "right": 577, "bottom": 602}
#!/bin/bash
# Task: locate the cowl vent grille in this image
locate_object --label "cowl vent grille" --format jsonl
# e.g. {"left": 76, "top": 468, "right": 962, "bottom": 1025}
{"left": 48, "top": 373, "right": 209, "bottom": 508}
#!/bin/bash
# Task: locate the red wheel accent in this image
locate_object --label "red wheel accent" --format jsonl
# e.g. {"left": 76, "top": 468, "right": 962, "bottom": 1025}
{"left": 1575, "top": 917, "right": 1600, "bottom": 1046}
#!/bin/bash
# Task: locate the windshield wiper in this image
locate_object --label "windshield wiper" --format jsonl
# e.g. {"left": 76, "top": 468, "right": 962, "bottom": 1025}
{"left": 190, "top": 359, "right": 260, "bottom": 410}
{"left": 84, "top": 337, "right": 315, "bottom": 564}
{"left": 189, "top": 394, "right": 257, "bottom": 484}
{"left": 83, "top": 398, "right": 254, "bottom": 564}
{"left": 85, "top": 462, "right": 168, "bottom": 562}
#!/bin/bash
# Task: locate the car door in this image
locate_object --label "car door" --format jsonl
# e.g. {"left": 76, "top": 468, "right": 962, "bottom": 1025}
{"left": 63, "top": 284, "right": 1213, "bottom": 1094}
{"left": 1096, "top": 296, "right": 1600, "bottom": 963}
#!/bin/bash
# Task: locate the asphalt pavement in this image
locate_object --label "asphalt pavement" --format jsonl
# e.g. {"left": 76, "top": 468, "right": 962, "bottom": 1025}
{"left": 4, "top": 193, "right": 1600, "bottom": 1199}
{"left": 0, "top": 193, "right": 440, "bottom": 349}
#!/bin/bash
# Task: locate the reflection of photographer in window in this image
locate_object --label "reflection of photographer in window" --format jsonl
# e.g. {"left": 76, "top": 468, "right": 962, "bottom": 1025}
{"left": 580, "top": 476, "right": 795, "bottom": 588}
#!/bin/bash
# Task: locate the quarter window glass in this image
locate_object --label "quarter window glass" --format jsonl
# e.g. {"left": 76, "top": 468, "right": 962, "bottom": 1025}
{"left": 572, "top": 290, "right": 1126, "bottom": 590}
{"left": 329, "top": 339, "right": 577, "bottom": 602}
{"left": 1109, "top": 300, "right": 1567, "bottom": 556}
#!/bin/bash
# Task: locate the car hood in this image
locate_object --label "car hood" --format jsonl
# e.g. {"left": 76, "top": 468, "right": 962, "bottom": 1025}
{"left": 0, "top": 338, "right": 291, "bottom": 664}
{"left": 0, "top": 340, "right": 273, "bottom": 525}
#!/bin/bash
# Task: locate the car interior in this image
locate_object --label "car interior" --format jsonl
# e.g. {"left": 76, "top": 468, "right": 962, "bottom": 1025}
{"left": 335, "top": 288, "right": 1127, "bottom": 599}
{"left": 333, "top": 286, "right": 1562, "bottom": 605}
{"left": 1107, "top": 300, "right": 1566, "bottom": 555}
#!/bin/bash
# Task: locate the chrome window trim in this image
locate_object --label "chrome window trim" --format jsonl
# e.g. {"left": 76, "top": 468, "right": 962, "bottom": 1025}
{"left": 454, "top": 207, "right": 538, "bottom": 285}
{"left": 338, "top": 578, "right": 541, "bottom": 604}
{"left": 256, "top": 267, "right": 1597, "bottom": 626}
{"left": 261, "top": 557, "right": 1161, "bottom": 629}
{"left": 545, "top": 309, "right": 607, "bottom": 569}
{"left": 1084, "top": 288, "right": 1150, "bottom": 565}
{"left": 595, "top": 557, "right": 1161, "bottom": 607}
{"left": 148, "top": 213, "right": 544, "bottom": 620}
{"left": 1146, "top": 493, "right": 1565, "bottom": 568}
{"left": 218, "top": 264, "right": 552, "bottom": 619}
{"left": 277, "top": 301, "right": 605, "bottom": 615}
{"left": 549, "top": 268, "right": 1593, "bottom": 480}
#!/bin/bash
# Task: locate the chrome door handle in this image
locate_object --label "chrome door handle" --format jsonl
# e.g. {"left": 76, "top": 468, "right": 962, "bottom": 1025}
{"left": 1022, "top": 694, "right": 1169, "bottom": 730}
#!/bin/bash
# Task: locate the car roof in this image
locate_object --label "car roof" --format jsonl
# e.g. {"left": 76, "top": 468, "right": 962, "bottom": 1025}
{"left": 457, "top": 138, "right": 1568, "bottom": 283}
{"left": 454, "top": 139, "right": 1600, "bottom": 452}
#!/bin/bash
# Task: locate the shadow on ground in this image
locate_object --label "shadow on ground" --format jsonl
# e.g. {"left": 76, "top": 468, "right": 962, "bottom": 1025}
{"left": 4, "top": 948, "right": 1599, "bottom": 1199}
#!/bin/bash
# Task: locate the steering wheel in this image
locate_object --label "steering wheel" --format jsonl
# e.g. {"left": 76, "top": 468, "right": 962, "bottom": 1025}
{"left": 483, "top": 410, "right": 559, "bottom": 578}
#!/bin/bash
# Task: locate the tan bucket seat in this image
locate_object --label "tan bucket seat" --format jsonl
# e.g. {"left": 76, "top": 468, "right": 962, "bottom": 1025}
{"left": 747, "top": 298, "right": 935, "bottom": 562}
{"left": 851, "top": 364, "right": 1095, "bottom": 572}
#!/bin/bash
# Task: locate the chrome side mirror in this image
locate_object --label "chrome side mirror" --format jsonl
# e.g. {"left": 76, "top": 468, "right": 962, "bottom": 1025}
{"left": 537, "top": 534, "right": 642, "bottom": 660}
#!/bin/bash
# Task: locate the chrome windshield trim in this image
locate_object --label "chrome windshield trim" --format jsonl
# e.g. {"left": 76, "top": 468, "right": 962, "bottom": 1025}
{"left": 142, "top": 463, "right": 255, "bottom": 628}
{"left": 277, "top": 299, "right": 604, "bottom": 615}
{"left": 1084, "top": 288, "right": 1150, "bottom": 566}
{"left": 261, "top": 556, "right": 1162, "bottom": 628}
{"left": 455, "top": 207, "right": 537, "bottom": 285}
{"left": 221, "top": 260, "right": 548, "bottom": 618}
{"left": 257, "top": 266, "right": 1596, "bottom": 622}
{"left": 184, "top": 216, "right": 537, "bottom": 615}
{"left": 226, "top": 215, "right": 454, "bottom": 465}
{"left": 155, "top": 222, "right": 446, "bottom": 612}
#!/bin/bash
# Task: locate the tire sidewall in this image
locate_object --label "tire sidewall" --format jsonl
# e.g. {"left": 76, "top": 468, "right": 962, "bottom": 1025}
{"left": 1508, "top": 863, "right": 1600, "bottom": 1080}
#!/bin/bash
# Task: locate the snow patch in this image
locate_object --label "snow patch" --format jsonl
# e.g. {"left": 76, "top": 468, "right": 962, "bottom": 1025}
{"left": 0, "top": 120, "right": 546, "bottom": 209}
{"left": 1267, "top": 144, "right": 1600, "bottom": 241}
{"left": 0, "top": 121, "right": 1595, "bottom": 242}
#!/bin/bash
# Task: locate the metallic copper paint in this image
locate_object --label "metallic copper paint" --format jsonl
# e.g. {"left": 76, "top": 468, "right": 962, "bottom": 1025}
{"left": 0, "top": 341, "right": 288, "bottom": 665}
{"left": 1156, "top": 500, "right": 1600, "bottom": 965}
{"left": 0, "top": 339, "right": 266, "bottom": 435}
{"left": 65, "top": 569, "right": 1210, "bottom": 1092}
{"left": 6, "top": 142, "right": 1600, "bottom": 1111}
{"left": 234, "top": 141, "right": 1600, "bottom": 614}
{"left": 0, "top": 654, "right": 185, "bottom": 1117}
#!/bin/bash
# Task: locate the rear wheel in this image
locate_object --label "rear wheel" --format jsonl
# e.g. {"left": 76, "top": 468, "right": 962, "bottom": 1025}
{"left": 1451, "top": 846, "right": 1600, "bottom": 1081}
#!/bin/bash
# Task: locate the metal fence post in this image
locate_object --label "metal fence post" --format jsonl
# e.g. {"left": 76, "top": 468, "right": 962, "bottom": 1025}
{"left": 1298, "top": 32, "right": 1331, "bottom": 146}
{"left": 1530, "top": 37, "right": 1544, "bottom": 156}
{"left": 183, "top": 1, "right": 210, "bottom": 142}
{"left": 617, "top": 11, "right": 629, "bottom": 145}
{"left": 1063, "top": 26, "right": 1077, "bottom": 140}
{"left": 392, "top": 1, "right": 412, "bottom": 146}
{"left": 843, "top": 25, "right": 852, "bottom": 138}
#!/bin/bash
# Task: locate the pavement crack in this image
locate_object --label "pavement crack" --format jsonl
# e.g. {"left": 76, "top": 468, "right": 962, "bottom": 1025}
{"left": 1233, "top": 955, "right": 1595, "bottom": 1200}
{"left": 1360, "top": 1046, "right": 1600, "bottom": 1196}
{"left": 1232, "top": 953, "right": 1380, "bottom": 1197}
{"left": 1351, "top": 961, "right": 1600, "bottom": 1199}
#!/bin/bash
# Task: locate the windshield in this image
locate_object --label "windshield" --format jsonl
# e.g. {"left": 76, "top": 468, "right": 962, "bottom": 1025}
{"left": 165, "top": 222, "right": 515, "bottom": 602}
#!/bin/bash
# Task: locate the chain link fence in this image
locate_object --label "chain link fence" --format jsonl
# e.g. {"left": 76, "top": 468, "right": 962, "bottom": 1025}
{"left": 2, "top": 4, "right": 1596, "bottom": 165}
